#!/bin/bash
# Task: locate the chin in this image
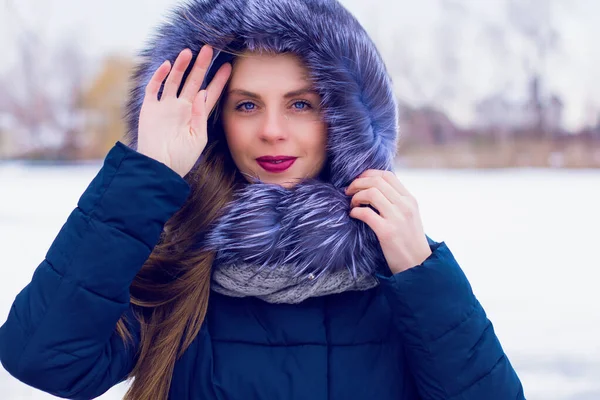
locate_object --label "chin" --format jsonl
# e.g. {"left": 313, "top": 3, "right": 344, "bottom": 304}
{"left": 242, "top": 164, "right": 319, "bottom": 188}
{"left": 266, "top": 176, "right": 301, "bottom": 189}
{"left": 279, "top": 180, "right": 299, "bottom": 189}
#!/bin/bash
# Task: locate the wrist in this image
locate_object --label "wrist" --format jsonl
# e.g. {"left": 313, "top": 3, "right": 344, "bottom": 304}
{"left": 136, "top": 147, "right": 176, "bottom": 174}
{"left": 390, "top": 247, "right": 433, "bottom": 275}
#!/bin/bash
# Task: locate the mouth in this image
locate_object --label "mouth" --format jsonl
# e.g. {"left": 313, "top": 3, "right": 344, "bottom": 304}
{"left": 256, "top": 156, "right": 297, "bottom": 173}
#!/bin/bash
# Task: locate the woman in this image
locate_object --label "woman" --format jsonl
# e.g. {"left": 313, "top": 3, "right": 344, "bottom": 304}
{"left": 0, "top": 0, "right": 525, "bottom": 399}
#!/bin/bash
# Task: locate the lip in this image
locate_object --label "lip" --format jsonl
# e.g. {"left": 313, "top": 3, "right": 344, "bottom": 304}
{"left": 256, "top": 155, "right": 296, "bottom": 162}
{"left": 256, "top": 156, "right": 297, "bottom": 173}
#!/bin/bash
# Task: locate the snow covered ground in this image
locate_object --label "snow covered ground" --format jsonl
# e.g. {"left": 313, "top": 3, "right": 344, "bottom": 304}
{"left": 1, "top": 161, "right": 599, "bottom": 399}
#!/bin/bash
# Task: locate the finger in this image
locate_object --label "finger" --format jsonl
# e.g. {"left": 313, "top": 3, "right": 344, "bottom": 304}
{"left": 145, "top": 60, "right": 171, "bottom": 101}
{"left": 162, "top": 48, "right": 193, "bottom": 99}
{"left": 345, "top": 176, "right": 403, "bottom": 205}
{"left": 180, "top": 45, "right": 214, "bottom": 102}
{"left": 190, "top": 90, "right": 207, "bottom": 138}
{"left": 349, "top": 206, "right": 384, "bottom": 232}
{"left": 359, "top": 169, "right": 412, "bottom": 197}
{"left": 205, "top": 62, "right": 232, "bottom": 114}
{"left": 350, "top": 187, "right": 395, "bottom": 219}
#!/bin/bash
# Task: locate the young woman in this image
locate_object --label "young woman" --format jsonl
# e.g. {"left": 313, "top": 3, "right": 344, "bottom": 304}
{"left": 0, "top": 0, "right": 525, "bottom": 399}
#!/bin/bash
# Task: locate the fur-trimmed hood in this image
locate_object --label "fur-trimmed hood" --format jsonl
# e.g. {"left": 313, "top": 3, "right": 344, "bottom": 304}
{"left": 123, "top": 0, "right": 399, "bottom": 281}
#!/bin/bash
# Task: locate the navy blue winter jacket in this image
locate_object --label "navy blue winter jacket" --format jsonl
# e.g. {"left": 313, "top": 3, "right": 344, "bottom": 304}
{"left": 0, "top": 142, "right": 525, "bottom": 399}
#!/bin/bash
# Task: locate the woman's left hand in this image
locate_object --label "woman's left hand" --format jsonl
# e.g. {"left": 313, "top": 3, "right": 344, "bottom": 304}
{"left": 345, "top": 169, "right": 432, "bottom": 274}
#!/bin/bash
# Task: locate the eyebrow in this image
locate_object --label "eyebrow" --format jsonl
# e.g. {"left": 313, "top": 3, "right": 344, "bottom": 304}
{"left": 227, "top": 87, "right": 319, "bottom": 99}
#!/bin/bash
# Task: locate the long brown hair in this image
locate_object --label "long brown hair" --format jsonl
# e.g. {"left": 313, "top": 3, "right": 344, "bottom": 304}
{"left": 115, "top": 109, "right": 241, "bottom": 398}
{"left": 115, "top": 13, "right": 266, "bottom": 393}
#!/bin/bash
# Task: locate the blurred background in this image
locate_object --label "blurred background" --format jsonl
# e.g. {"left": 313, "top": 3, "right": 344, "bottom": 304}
{"left": 1, "top": 0, "right": 599, "bottom": 399}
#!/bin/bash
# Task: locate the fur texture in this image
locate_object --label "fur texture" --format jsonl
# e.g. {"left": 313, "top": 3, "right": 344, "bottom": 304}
{"left": 123, "top": 0, "right": 399, "bottom": 280}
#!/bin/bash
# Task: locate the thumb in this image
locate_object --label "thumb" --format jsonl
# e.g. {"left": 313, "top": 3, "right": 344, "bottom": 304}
{"left": 190, "top": 90, "right": 208, "bottom": 139}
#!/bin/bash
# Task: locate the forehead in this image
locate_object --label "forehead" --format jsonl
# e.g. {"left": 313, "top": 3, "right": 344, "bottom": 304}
{"left": 228, "top": 51, "right": 311, "bottom": 87}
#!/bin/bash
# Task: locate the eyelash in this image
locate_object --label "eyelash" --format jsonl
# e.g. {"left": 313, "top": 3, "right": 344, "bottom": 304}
{"left": 234, "top": 100, "right": 313, "bottom": 113}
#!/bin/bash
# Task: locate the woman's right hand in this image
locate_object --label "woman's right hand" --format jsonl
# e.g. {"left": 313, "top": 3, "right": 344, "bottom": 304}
{"left": 137, "top": 45, "right": 232, "bottom": 178}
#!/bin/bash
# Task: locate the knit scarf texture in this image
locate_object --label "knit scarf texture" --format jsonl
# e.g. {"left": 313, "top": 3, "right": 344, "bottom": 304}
{"left": 211, "top": 263, "right": 379, "bottom": 304}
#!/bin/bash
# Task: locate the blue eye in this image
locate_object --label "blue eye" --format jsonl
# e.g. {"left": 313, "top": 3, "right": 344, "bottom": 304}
{"left": 293, "top": 101, "right": 311, "bottom": 110}
{"left": 235, "top": 102, "right": 256, "bottom": 112}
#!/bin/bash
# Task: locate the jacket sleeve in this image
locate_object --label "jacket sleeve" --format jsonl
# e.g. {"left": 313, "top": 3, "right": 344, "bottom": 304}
{"left": 377, "top": 236, "right": 525, "bottom": 400}
{"left": 0, "top": 141, "right": 191, "bottom": 399}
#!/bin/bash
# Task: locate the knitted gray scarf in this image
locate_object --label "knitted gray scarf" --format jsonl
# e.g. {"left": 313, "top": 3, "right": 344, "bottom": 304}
{"left": 211, "top": 264, "right": 379, "bottom": 304}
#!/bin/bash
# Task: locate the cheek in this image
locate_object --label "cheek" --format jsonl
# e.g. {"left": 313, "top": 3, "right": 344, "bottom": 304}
{"left": 308, "top": 123, "right": 328, "bottom": 159}
{"left": 223, "top": 116, "right": 250, "bottom": 156}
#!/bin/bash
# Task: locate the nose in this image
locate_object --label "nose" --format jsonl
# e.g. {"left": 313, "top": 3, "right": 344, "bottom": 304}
{"left": 258, "top": 107, "right": 289, "bottom": 143}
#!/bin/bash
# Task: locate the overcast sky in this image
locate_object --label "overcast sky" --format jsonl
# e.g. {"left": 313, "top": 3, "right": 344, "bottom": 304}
{"left": 1, "top": 0, "right": 599, "bottom": 131}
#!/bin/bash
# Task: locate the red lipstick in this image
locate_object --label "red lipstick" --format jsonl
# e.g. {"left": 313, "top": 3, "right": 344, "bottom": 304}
{"left": 256, "top": 156, "right": 297, "bottom": 173}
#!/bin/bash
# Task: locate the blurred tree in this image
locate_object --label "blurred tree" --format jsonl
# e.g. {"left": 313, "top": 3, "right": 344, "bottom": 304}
{"left": 80, "top": 56, "right": 134, "bottom": 159}
{"left": 499, "top": 0, "right": 560, "bottom": 138}
{"left": 506, "top": 0, "right": 559, "bottom": 77}
{"left": 2, "top": 0, "right": 89, "bottom": 160}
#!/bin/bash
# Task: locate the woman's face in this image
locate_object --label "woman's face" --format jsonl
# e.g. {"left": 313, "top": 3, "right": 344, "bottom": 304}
{"left": 221, "top": 52, "right": 328, "bottom": 188}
